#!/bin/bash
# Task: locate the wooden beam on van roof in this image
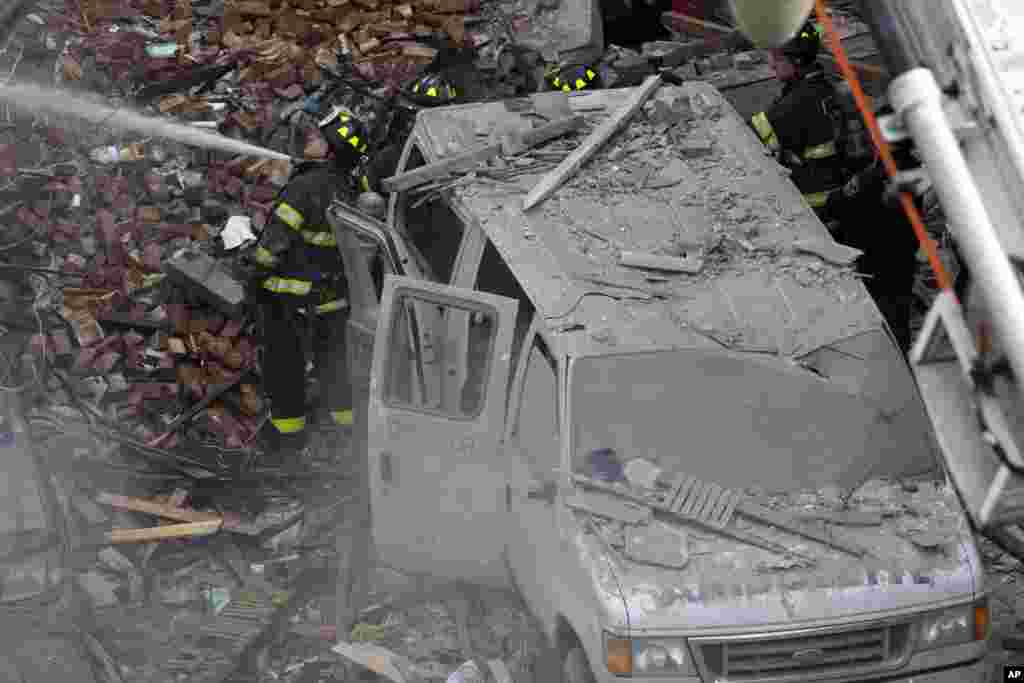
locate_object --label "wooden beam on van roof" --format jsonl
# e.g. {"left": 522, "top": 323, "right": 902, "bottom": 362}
{"left": 522, "top": 74, "right": 664, "bottom": 211}
{"left": 382, "top": 114, "right": 586, "bottom": 193}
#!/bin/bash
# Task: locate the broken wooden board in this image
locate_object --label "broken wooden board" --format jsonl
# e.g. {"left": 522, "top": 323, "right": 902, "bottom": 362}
{"left": 793, "top": 510, "right": 884, "bottom": 526}
{"left": 105, "top": 519, "right": 222, "bottom": 544}
{"left": 572, "top": 474, "right": 810, "bottom": 559}
{"left": 793, "top": 238, "right": 864, "bottom": 267}
{"left": 734, "top": 499, "right": 873, "bottom": 558}
{"left": 97, "top": 492, "right": 221, "bottom": 524}
{"left": 565, "top": 488, "right": 653, "bottom": 525}
{"left": 523, "top": 74, "right": 664, "bottom": 211}
{"left": 620, "top": 250, "right": 703, "bottom": 274}
{"left": 384, "top": 115, "right": 585, "bottom": 193}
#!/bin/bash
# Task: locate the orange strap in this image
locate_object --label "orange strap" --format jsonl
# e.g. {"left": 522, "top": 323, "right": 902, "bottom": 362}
{"left": 814, "top": 0, "right": 953, "bottom": 293}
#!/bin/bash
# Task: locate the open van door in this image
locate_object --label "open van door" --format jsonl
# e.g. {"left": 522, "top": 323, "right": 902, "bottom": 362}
{"left": 368, "top": 276, "right": 518, "bottom": 586}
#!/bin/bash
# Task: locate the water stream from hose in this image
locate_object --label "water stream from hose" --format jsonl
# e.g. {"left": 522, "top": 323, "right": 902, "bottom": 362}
{"left": 0, "top": 81, "right": 293, "bottom": 161}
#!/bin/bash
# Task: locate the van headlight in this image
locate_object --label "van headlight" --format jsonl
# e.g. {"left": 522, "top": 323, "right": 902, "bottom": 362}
{"left": 605, "top": 634, "right": 697, "bottom": 676}
{"left": 918, "top": 598, "right": 989, "bottom": 651}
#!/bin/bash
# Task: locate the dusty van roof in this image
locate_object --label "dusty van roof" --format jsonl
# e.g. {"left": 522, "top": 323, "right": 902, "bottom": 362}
{"left": 411, "top": 82, "right": 883, "bottom": 359}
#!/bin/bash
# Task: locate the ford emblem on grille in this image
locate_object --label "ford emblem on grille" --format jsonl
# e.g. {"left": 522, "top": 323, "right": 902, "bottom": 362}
{"left": 792, "top": 648, "right": 826, "bottom": 663}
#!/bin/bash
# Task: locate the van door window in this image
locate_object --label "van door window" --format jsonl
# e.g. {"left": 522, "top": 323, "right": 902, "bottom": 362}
{"left": 384, "top": 291, "right": 498, "bottom": 418}
{"left": 514, "top": 340, "right": 558, "bottom": 474}
{"left": 398, "top": 145, "right": 466, "bottom": 283}
{"left": 476, "top": 241, "right": 535, "bottom": 380}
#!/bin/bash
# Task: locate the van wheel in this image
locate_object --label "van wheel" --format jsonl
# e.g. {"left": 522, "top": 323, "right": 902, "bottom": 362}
{"left": 563, "top": 646, "right": 596, "bottom": 683}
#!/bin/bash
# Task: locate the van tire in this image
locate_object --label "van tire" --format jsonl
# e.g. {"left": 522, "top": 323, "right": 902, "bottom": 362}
{"left": 563, "top": 646, "right": 596, "bottom": 683}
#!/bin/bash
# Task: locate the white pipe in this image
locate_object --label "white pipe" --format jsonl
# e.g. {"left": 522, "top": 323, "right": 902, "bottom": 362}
{"left": 889, "top": 68, "right": 1024, "bottom": 382}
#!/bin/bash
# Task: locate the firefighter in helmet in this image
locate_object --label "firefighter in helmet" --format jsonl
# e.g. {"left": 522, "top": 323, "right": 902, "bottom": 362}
{"left": 250, "top": 106, "right": 369, "bottom": 460}
{"left": 749, "top": 20, "right": 847, "bottom": 219}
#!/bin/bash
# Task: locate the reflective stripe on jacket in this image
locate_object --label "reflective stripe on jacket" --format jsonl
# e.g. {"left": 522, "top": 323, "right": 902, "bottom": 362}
{"left": 275, "top": 202, "right": 336, "bottom": 248}
{"left": 263, "top": 277, "right": 313, "bottom": 296}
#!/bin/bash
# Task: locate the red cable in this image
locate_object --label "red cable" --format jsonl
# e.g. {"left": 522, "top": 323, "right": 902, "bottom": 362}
{"left": 814, "top": 0, "right": 954, "bottom": 292}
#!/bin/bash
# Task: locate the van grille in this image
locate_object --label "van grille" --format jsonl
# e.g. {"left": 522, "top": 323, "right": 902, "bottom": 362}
{"left": 697, "top": 623, "right": 909, "bottom": 682}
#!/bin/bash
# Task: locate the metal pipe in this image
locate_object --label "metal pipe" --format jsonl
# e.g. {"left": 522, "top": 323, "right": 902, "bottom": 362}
{"left": 889, "top": 68, "right": 1024, "bottom": 383}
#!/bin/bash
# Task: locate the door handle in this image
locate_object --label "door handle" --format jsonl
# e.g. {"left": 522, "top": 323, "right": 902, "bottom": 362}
{"left": 380, "top": 451, "right": 393, "bottom": 483}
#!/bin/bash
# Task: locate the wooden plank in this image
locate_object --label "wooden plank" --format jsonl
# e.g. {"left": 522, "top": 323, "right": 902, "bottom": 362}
{"left": 565, "top": 488, "right": 652, "bottom": 525}
{"left": 383, "top": 143, "right": 501, "bottom": 193}
{"left": 97, "top": 492, "right": 221, "bottom": 523}
{"left": 571, "top": 474, "right": 810, "bottom": 559}
{"left": 619, "top": 250, "right": 703, "bottom": 274}
{"left": 522, "top": 75, "right": 664, "bottom": 211}
{"left": 107, "top": 519, "right": 222, "bottom": 543}
{"left": 734, "top": 500, "right": 871, "bottom": 557}
{"left": 383, "top": 114, "right": 585, "bottom": 193}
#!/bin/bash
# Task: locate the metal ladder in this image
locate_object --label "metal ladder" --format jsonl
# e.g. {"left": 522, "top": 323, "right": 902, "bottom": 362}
{"left": 878, "top": 0, "right": 1024, "bottom": 532}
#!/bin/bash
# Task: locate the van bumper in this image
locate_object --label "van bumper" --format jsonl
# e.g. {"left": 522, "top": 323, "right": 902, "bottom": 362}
{"left": 591, "top": 659, "right": 989, "bottom": 683}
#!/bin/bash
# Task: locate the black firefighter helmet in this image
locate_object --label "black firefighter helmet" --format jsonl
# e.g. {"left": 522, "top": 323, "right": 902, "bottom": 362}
{"left": 318, "top": 106, "right": 369, "bottom": 168}
{"left": 546, "top": 64, "right": 602, "bottom": 92}
{"left": 782, "top": 19, "right": 824, "bottom": 68}
{"left": 407, "top": 72, "right": 459, "bottom": 105}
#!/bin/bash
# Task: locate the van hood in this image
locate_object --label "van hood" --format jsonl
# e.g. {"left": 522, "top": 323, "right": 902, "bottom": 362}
{"left": 574, "top": 480, "right": 982, "bottom": 632}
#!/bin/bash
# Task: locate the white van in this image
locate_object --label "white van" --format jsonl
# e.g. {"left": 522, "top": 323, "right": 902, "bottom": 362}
{"left": 328, "top": 80, "right": 990, "bottom": 682}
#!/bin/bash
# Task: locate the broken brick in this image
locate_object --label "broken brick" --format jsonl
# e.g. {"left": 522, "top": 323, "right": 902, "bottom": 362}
{"left": 64, "top": 254, "right": 87, "bottom": 272}
{"left": 44, "top": 127, "right": 68, "bottom": 147}
{"left": 223, "top": 176, "right": 244, "bottom": 198}
{"left": 123, "top": 332, "right": 145, "bottom": 348}
{"left": 74, "top": 347, "right": 101, "bottom": 372}
{"left": 274, "top": 83, "right": 304, "bottom": 99}
{"left": 94, "top": 351, "right": 122, "bottom": 373}
{"left": 16, "top": 207, "right": 43, "bottom": 231}
{"left": 219, "top": 319, "right": 243, "bottom": 338}
{"left": 97, "top": 210, "right": 118, "bottom": 244}
{"left": 50, "top": 330, "right": 73, "bottom": 356}
{"left": 50, "top": 222, "right": 80, "bottom": 241}
{"left": 143, "top": 243, "right": 163, "bottom": 272}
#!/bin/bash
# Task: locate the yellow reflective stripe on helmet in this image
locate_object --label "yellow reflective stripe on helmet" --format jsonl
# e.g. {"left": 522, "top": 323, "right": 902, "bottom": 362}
{"left": 804, "top": 190, "right": 831, "bottom": 208}
{"left": 315, "top": 298, "right": 348, "bottom": 314}
{"left": 338, "top": 125, "right": 349, "bottom": 138}
{"left": 561, "top": 84, "right": 570, "bottom": 92}
{"left": 803, "top": 140, "right": 838, "bottom": 160}
{"left": 586, "top": 68, "right": 595, "bottom": 79}
{"left": 426, "top": 86, "right": 437, "bottom": 97}
{"left": 271, "top": 416, "right": 306, "bottom": 434}
{"left": 302, "top": 230, "right": 336, "bottom": 247}
{"left": 331, "top": 409, "right": 353, "bottom": 426}
{"left": 275, "top": 202, "right": 305, "bottom": 230}
{"left": 575, "top": 78, "right": 586, "bottom": 89}
{"left": 750, "top": 112, "right": 778, "bottom": 147}
{"left": 348, "top": 135, "right": 361, "bottom": 148}
{"left": 254, "top": 247, "right": 277, "bottom": 267}
{"left": 263, "top": 277, "right": 313, "bottom": 295}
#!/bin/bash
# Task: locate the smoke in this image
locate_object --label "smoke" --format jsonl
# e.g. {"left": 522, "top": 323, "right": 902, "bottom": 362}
{"left": 0, "top": 81, "right": 293, "bottom": 161}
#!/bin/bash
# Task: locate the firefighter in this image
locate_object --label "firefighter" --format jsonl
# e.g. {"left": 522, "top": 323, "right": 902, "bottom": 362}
{"left": 749, "top": 20, "right": 846, "bottom": 220}
{"left": 250, "top": 106, "right": 369, "bottom": 459}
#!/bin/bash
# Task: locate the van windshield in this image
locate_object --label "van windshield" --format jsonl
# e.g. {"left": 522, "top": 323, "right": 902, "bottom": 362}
{"left": 570, "top": 348, "right": 940, "bottom": 495}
